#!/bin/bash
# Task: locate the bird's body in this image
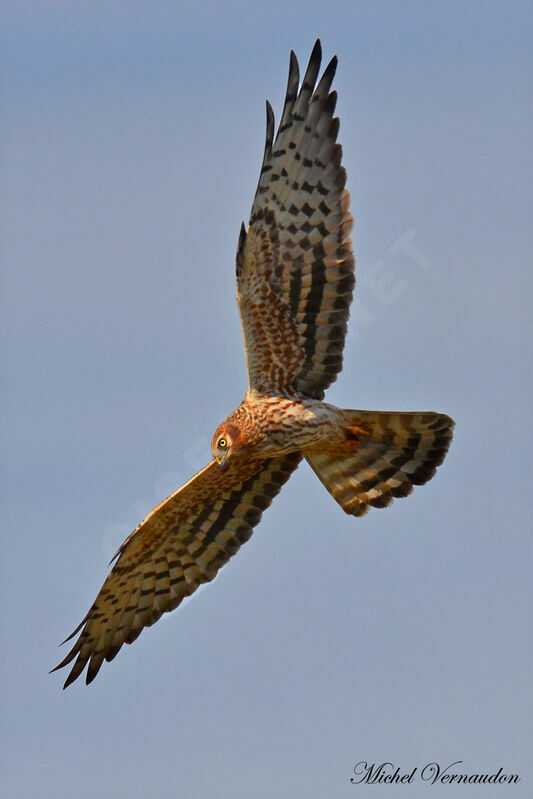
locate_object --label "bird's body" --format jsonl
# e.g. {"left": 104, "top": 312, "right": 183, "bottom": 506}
{"left": 53, "top": 41, "right": 454, "bottom": 688}
{"left": 214, "top": 392, "right": 342, "bottom": 459}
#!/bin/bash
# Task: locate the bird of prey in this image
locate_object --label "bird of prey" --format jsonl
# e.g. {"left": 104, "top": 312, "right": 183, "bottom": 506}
{"left": 53, "top": 41, "right": 454, "bottom": 688}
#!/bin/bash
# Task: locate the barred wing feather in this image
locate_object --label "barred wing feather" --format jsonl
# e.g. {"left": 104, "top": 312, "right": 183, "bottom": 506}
{"left": 237, "top": 39, "right": 355, "bottom": 400}
{"left": 52, "top": 453, "right": 301, "bottom": 687}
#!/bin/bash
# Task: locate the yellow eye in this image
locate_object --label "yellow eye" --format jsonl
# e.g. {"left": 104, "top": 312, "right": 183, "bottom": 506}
{"left": 218, "top": 438, "right": 227, "bottom": 449}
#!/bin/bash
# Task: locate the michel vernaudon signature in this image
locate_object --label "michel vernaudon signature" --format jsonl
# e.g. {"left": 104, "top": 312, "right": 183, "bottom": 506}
{"left": 351, "top": 761, "right": 521, "bottom": 786}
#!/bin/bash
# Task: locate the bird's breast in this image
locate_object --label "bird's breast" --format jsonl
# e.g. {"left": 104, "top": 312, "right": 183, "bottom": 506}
{"left": 245, "top": 395, "right": 340, "bottom": 456}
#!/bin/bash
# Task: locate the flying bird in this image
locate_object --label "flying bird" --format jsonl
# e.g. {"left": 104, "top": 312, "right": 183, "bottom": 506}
{"left": 53, "top": 41, "right": 454, "bottom": 688}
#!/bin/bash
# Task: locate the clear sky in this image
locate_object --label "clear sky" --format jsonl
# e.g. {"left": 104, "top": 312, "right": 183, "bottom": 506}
{"left": 1, "top": 2, "right": 531, "bottom": 798}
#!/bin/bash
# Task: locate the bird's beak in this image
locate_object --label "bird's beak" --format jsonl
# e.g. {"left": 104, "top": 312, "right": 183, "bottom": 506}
{"left": 215, "top": 455, "right": 227, "bottom": 470}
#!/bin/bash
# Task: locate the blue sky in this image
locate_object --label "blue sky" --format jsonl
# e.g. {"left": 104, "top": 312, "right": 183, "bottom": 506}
{"left": 1, "top": 2, "right": 531, "bottom": 798}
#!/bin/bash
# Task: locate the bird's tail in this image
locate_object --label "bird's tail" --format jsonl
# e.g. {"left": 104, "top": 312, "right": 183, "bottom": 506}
{"left": 304, "top": 409, "right": 454, "bottom": 517}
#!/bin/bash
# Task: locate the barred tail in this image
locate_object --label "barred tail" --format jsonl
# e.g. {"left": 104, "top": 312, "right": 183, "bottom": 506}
{"left": 304, "top": 410, "right": 454, "bottom": 517}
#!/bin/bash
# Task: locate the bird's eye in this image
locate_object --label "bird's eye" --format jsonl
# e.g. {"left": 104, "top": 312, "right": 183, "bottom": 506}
{"left": 218, "top": 438, "right": 227, "bottom": 449}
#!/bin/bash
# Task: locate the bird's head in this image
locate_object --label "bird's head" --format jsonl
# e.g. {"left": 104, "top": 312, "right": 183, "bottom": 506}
{"left": 211, "top": 422, "right": 240, "bottom": 468}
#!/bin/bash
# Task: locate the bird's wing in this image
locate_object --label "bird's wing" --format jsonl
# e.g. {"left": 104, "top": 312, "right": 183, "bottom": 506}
{"left": 52, "top": 452, "right": 301, "bottom": 687}
{"left": 237, "top": 40, "right": 355, "bottom": 400}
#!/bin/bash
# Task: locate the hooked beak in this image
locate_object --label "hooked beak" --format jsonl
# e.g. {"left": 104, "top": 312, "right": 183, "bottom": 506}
{"left": 215, "top": 455, "right": 228, "bottom": 470}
